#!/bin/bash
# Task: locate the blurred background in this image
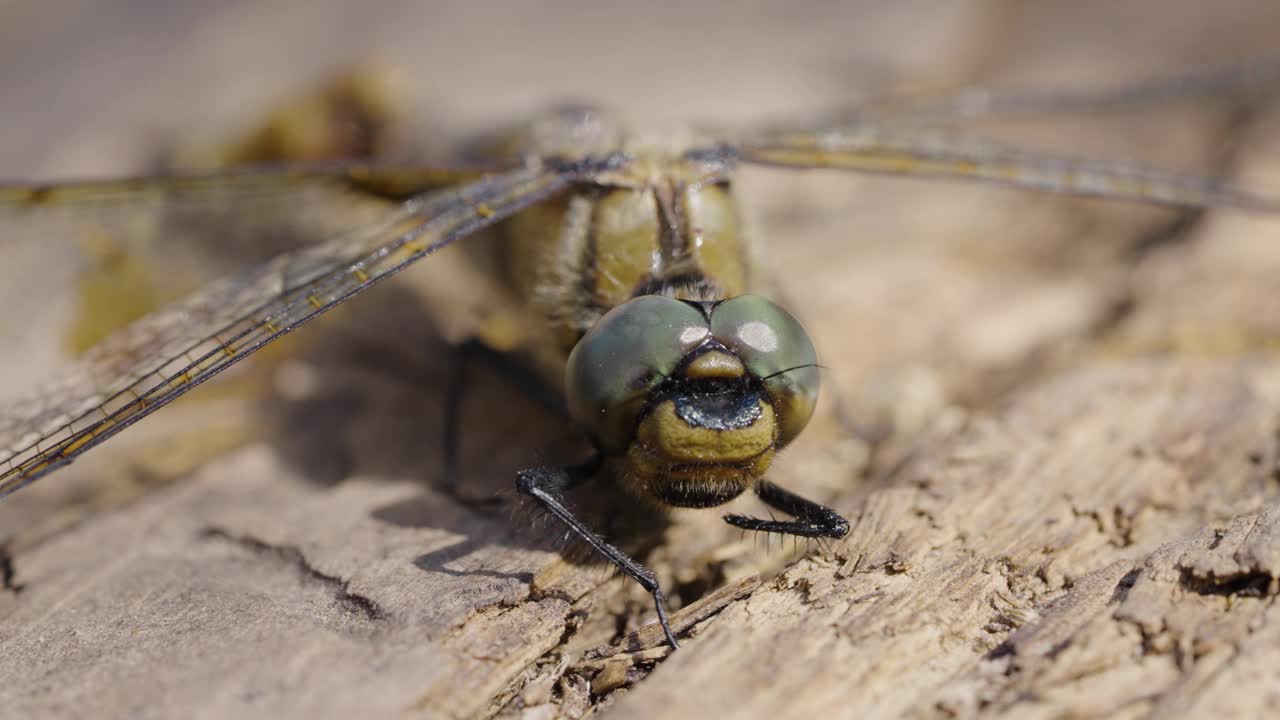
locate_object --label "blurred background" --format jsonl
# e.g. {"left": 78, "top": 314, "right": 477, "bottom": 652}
{"left": 5, "top": 0, "right": 1280, "bottom": 175}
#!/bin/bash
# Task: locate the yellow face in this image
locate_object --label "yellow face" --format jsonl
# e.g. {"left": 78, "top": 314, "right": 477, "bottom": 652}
{"left": 565, "top": 295, "right": 820, "bottom": 508}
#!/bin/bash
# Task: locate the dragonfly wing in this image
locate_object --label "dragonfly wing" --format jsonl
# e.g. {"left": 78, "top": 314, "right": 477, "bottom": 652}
{"left": 0, "top": 166, "right": 495, "bottom": 372}
{"left": 735, "top": 121, "right": 1280, "bottom": 212}
{"left": 842, "top": 58, "right": 1280, "bottom": 123}
{"left": 0, "top": 164, "right": 573, "bottom": 498}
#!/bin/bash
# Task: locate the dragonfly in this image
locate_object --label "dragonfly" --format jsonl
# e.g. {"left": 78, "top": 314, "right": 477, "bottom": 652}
{"left": 2, "top": 62, "right": 1279, "bottom": 650}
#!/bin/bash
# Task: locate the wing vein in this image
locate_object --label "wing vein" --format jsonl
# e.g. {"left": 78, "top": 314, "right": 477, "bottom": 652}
{"left": 737, "top": 122, "right": 1280, "bottom": 212}
{"left": 0, "top": 164, "right": 574, "bottom": 498}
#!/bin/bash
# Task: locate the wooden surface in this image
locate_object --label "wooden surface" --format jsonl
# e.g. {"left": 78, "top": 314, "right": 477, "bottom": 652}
{"left": 3, "top": 2, "right": 1280, "bottom": 718}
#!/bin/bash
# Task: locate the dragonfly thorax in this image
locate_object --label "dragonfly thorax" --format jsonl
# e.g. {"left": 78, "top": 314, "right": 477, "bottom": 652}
{"left": 500, "top": 155, "right": 749, "bottom": 352}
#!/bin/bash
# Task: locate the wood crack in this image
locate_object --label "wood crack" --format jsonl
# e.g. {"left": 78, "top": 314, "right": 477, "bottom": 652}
{"left": 200, "top": 527, "right": 384, "bottom": 621}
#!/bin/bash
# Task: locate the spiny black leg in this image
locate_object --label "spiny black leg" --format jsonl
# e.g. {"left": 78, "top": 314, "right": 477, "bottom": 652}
{"left": 724, "top": 480, "right": 850, "bottom": 539}
{"left": 515, "top": 458, "right": 681, "bottom": 651}
{"left": 443, "top": 339, "right": 569, "bottom": 505}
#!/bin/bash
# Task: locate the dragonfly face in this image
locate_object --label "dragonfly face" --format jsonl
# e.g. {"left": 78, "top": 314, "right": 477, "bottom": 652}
{"left": 566, "top": 294, "right": 819, "bottom": 508}
{"left": 3, "top": 66, "right": 1280, "bottom": 651}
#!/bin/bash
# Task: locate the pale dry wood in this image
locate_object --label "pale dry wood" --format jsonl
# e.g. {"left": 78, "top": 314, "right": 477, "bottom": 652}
{"left": 3, "top": 3, "right": 1280, "bottom": 720}
{"left": 607, "top": 360, "right": 1280, "bottom": 719}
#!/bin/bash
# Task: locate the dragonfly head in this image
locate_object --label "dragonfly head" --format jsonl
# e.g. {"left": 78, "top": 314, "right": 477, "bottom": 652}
{"left": 565, "top": 295, "right": 819, "bottom": 508}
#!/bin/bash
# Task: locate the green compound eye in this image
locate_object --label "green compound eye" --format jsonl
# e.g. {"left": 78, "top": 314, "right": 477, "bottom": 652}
{"left": 710, "top": 295, "right": 819, "bottom": 447}
{"left": 566, "top": 295, "right": 710, "bottom": 451}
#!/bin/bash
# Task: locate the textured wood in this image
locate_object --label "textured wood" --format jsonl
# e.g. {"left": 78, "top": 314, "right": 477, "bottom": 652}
{"left": 3, "top": 2, "right": 1280, "bottom": 719}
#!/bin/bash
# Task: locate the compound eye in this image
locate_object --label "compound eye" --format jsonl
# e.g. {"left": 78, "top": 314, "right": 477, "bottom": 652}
{"left": 566, "top": 295, "right": 710, "bottom": 451}
{"left": 710, "top": 295, "right": 819, "bottom": 447}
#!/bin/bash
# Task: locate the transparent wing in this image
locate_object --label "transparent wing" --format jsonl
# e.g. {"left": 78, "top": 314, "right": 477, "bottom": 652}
{"left": 0, "top": 163, "right": 573, "bottom": 499}
{"left": 0, "top": 165, "right": 491, "bottom": 400}
{"left": 734, "top": 121, "right": 1280, "bottom": 211}
{"left": 845, "top": 58, "right": 1280, "bottom": 122}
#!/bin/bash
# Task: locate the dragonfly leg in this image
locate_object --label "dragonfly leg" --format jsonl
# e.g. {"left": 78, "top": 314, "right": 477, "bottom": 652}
{"left": 443, "top": 338, "right": 567, "bottom": 506}
{"left": 724, "top": 480, "right": 850, "bottom": 539}
{"left": 516, "top": 457, "right": 681, "bottom": 651}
